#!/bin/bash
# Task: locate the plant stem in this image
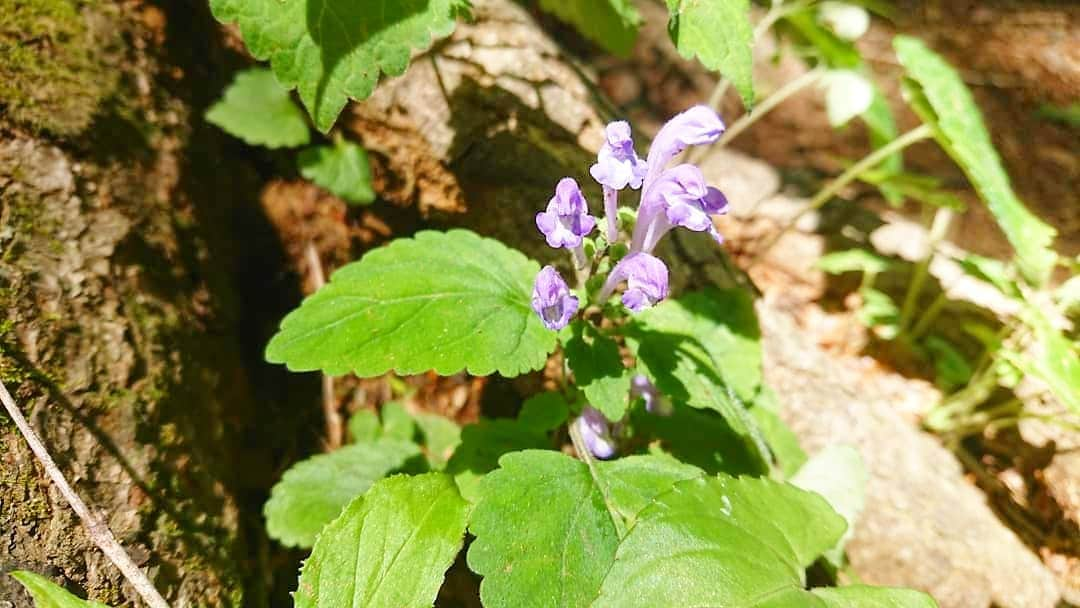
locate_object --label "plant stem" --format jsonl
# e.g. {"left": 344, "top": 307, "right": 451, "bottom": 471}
{"left": 899, "top": 206, "right": 954, "bottom": 332}
{"left": 909, "top": 291, "right": 947, "bottom": 340}
{"left": 568, "top": 418, "right": 627, "bottom": 538}
{"left": 305, "top": 243, "right": 343, "bottom": 450}
{"left": 751, "top": 124, "right": 933, "bottom": 266}
{"left": 716, "top": 67, "right": 826, "bottom": 149}
{"left": 0, "top": 379, "right": 171, "bottom": 608}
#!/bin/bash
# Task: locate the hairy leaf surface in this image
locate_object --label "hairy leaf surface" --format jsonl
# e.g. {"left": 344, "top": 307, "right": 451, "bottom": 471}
{"left": 665, "top": 0, "right": 754, "bottom": 107}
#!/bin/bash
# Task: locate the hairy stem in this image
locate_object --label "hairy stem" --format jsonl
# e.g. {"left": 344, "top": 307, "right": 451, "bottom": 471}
{"left": 0, "top": 379, "right": 171, "bottom": 608}
{"left": 751, "top": 124, "right": 934, "bottom": 266}
{"left": 306, "top": 243, "right": 343, "bottom": 450}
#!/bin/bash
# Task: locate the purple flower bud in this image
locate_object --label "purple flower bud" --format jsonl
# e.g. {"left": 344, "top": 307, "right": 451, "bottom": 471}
{"left": 575, "top": 406, "right": 616, "bottom": 459}
{"left": 531, "top": 266, "right": 579, "bottom": 330}
{"left": 599, "top": 252, "right": 669, "bottom": 312}
{"left": 631, "top": 374, "right": 672, "bottom": 416}
{"left": 590, "top": 121, "right": 647, "bottom": 191}
{"left": 536, "top": 177, "right": 596, "bottom": 249}
{"left": 642, "top": 105, "right": 725, "bottom": 193}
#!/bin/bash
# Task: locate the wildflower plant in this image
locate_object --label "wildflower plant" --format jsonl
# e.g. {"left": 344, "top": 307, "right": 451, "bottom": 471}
{"left": 256, "top": 106, "right": 935, "bottom": 608}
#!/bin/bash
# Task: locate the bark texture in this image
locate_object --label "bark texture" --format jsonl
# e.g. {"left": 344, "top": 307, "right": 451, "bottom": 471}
{"left": 0, "top": 1, "right": 316, "bottom": 606}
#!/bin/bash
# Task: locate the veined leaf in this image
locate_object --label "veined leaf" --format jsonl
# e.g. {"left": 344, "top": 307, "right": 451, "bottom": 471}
{"left": 563, "top": 320, "right": 632, "bottom": 421}
{"left": 9, "top": 572, "right": 112, "bottom": 608}
{"left": 665, "top": 0, "right": 754, "bottom": 108}
{"left": 266, "top": 230, "right": 557, "bottom": 377}
{"left": 446, "top": 416, "right": 552, "bottom": 502}
{"left": 538, "top": 0, "right": 640, "bottom": 56}
{"left": 295, "top": 473, "right": 469, "bottom": 608}
{"left": 894, "top": 36, "right": 1057, "bottom": 285}
{"left": 264, "top": 439, "right": 421, "bottom": 548}
{"left": 210, "top": 0, "right": 469, "bottom": 131}
{"left": 205, "top": 68, "right": 310, "bottom": 148}
{"left": 298, "top": 140, "right": 375, "bottom": 205}
{"left": 468, "top": 450, "right": 849, "bottom": 608}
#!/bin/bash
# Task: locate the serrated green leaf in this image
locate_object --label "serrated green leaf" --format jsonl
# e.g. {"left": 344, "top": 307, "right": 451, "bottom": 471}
{"left": 666, "top": 0, "right": 754, "bottom": 108}
{"left": 812, "top": 585, "right": 939, "bottom": 608}
{"left": 295, "top": 473, "right": 468, "bottom": 608}
{"left": 564, "top": 321, "right": 632, "bottom": 421}
{"left": 347, "top": 409, "right": 381, "bottom": 443}
{"left": 266, "top": 230, "right": 557, "bottom": 377}
{"left": 446, "top": 417, "right": 550, "bottom": 502}
{"left": 264, "top": 439, "right": 420, "bottom": 548}
{"left": 413, "top": 412, "right": 461, "bottom": 470}
{"left": 817, "top": 249, "right": 892, "bottom": 276}
{"left": 592, "top": 475, "right": 846, "bottom": 607}
{"left": 467, "top": 451, "right": 705, "bottom": 608}
{"left": 205, "top": 68, "right": 310, "bottom": 148}
{"left": 538, "top": 0, "right": 640, "bottom": 56}
{"left": 298, "top": 141, "right": 375, "bottom": 205}
{"left": 792, "top": 445, "right": 866, "bottom": 567}
{"left": 210, "top": 0, "right": 468, "bottom": 132}
{"left": 518, "top": 391, "right": 570, "bottom": 431}
{"left": 9, "top": 572, "right": 112, "bottom": 608}
{"left": 894, "top": 36, "right": 1057, "bottom": 285}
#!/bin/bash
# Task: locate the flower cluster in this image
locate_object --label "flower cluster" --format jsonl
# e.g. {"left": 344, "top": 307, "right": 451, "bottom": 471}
{"left": 530, "top": 105, "right": 729, "bottom": 331}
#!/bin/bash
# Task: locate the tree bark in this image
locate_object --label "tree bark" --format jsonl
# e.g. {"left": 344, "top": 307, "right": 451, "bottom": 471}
{"left": 0, "top": 1, "right": 317, "bottom": 606}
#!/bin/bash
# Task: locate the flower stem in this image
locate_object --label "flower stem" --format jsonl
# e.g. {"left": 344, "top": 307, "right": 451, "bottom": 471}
{"left": 900, "top": 206, "right": 953, "bottom": 332}
{"left": 751, "top": 124, "right": 933, "bottom": 266}
{"left": 0, "top": 379, "right": 171, "bottom": 608}
{"left": 716, "top": 67, "right": 826, "bottom": 149}
{"left": 569, "top": 418, "right": 627, "bottom": 537}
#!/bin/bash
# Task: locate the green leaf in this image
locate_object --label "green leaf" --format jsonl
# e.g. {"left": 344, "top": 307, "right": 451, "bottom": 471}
{"left": 295, "top": 473, "right": 469, "bottom": 608}
{"left": 894, "top": 36, "right": 1057, "bottom": 285}
{"left": 812, "top": 585, "right": 939, "bottom": 608}
{"left": 9, "top": 572, "right": 112, "bottom": 608}
{"left": 1016, "top": 307, "right": 1080, "bottom": 415}
{"left": 923, "top": 335, "right": 974, "bottom": 391}
{"left": 863, "top": 88, "right": 904, "bottom": 179}
{"left": 518, "top": 391, "right": 570, "bottom": 431}
{"left": 347, "top": 409, "right": 381, "bottom": 443}
{"left": 538, "top": 0, "right": 640, "bottom": 56}
{"left": 817, "top": 249, "right": 892, "bottom": 276}
{"left": 858, "top": 169, "right": 965, "bottom": 210}
{"left": 630, "top": 403, "right": 765, "bottom": 476}
{"left": 469, "top": 449, "right": 846, "bottom": 608}
{"left": 379, "top": 401, "right": 416, "bottom": 441}
{"left": 791, "top": 445, "right": 866, "bottom": 567}
{"left": 264, "top": 439, "right": 421, "bottom": 548}
{"left": 266, "top": 229, "right": 557, "bottom": 377}
{"left": 955, "top": 253, "right": 1019, "bottom": 297}
{"left": 748, "top": 387, "right": 808, "bottom": 478}
{"left": 467, "top": 451, "right": 705, "bottom": 608}
{"left": 1057, "top": 275, "right": 1080, "bottom": 316}
{"left": 563, "top": 321, "right": 632, "bottom": 421}
{"left": 626, "top": 288, "right": 771, "bottom": 473}
{"left": 413, "top": 412, "right": 461, "bottom": 470}
{"left": 210, "top": 0, "right": 468, "bottom": 132}
{"left": 205, "top": 68, "right": 310, "bottom": 148}
{"left": 446, "top": 417, "right": 551, "bottom": 502}
{"left": 666, "top": 0, "right": 754, "bottom": 108}
{"left": 858, "top": 286, "right": 900, "bottom": 339}
{"left": 298, "top": 140, "right": 375, "bottom": 205}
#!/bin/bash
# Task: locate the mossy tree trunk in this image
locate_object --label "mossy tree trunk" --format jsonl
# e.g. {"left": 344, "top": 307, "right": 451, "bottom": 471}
{"left": 0, "top": 1, "right": 318, "bottom": 606}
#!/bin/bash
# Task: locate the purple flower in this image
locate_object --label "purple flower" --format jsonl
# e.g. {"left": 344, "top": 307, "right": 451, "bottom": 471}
{"left": 531, "top": 266, "right": 579, "bottom": 330}
{"left": 536, "top": 178, "right": 596, "bottom": 249}
{"left": 632, "top": 164, "right": 728, "bottom": 252}
{"left": 575, "top": 406, "right": 616, "bottom": 459}
{"left": 599, "top": 252, "right": 669, "bottom": 312}
{"left": 590, "top": 121, "right": 647, "bottom": 191}
{"left": 641, "top": 105, "right": 725, "bottom": 194}
{"left": 631, "top": 374, "right": 672, "bottom": 416}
